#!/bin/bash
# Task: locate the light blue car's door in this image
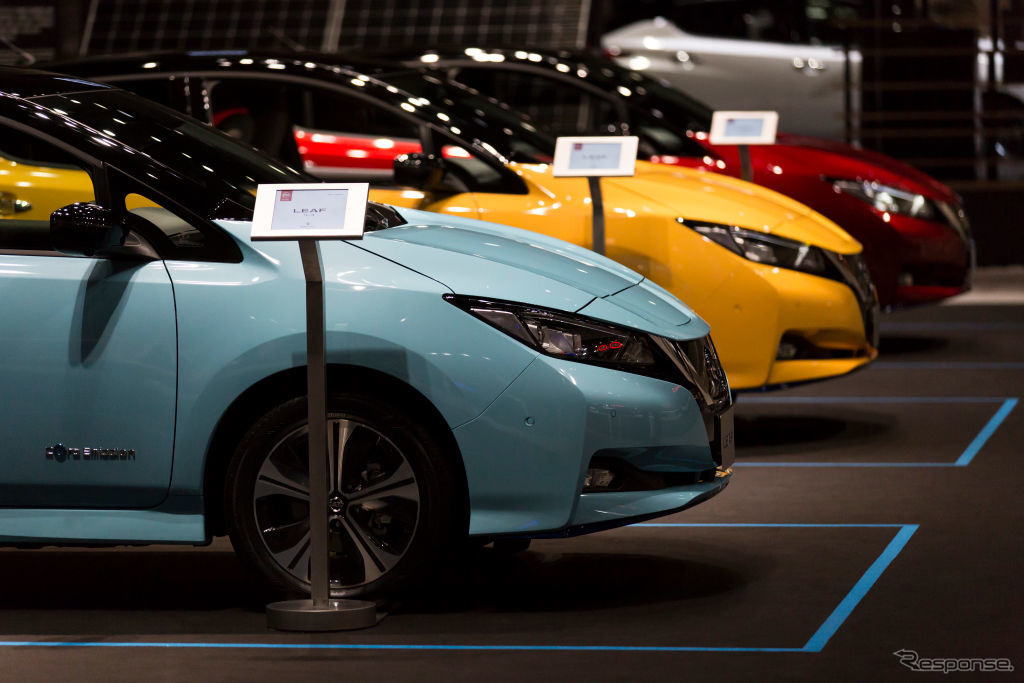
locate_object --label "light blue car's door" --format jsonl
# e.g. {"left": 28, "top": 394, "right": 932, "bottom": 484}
{"left": 0, "top": 138, "right": 177, "bottom": 508}
{"left": 0, "top": 254, "right": 177, "bottom": 508}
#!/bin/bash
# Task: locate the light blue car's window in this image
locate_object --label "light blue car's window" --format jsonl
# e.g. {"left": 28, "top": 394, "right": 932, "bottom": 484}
{"left": 126, "top": 194, "right": 207, "bottom": 250}
{"left": 0, "top": 123, "right": 97, "bottom": 253}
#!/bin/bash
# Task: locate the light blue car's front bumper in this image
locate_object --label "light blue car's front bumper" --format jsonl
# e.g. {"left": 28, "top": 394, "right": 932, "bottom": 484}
{"left": 454, "top": 353, "right": 729, "bottom": 537}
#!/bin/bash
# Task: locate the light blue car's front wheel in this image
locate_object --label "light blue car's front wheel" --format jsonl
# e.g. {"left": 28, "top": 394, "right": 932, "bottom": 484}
{"left": 225, "top": 392, "right": 461, "bottom": 599}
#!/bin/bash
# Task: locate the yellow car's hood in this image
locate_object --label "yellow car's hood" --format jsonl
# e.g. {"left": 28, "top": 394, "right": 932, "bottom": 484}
{"left": 625, "top": 162, "right": 861, "bottom": 254}
{"left": 517, "top": 161, "right": 861, "bottom": 255}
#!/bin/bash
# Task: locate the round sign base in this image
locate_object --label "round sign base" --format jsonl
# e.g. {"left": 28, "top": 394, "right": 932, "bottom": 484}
{"left": 266, "top": 598, "right": 377, "bottom": 631}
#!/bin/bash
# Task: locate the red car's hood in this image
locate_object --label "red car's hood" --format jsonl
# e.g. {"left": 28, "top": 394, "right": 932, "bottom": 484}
{"left": 771, "top": 133, "right": 959, "bottom": 204}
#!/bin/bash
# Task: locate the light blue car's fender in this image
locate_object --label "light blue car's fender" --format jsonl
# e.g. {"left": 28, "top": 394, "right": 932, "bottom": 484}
{"left": 167, "top": 226, "right": 539, "bottom": 501}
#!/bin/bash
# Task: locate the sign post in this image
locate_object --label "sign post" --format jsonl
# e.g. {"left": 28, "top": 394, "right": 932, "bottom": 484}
{"left": 252, "top": 183, "right": 377, "bottom": 631}
{"left": 708, "top": 111, "right": 779, "bottom": 182}
{"left": 552, "top": 136, "right": 639, "bottom": 255}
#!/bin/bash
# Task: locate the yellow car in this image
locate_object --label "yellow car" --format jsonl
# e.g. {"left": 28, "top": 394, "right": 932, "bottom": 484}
{"left": 365, "top": 72, "right": 877, "bottom": 389}
{"left": 14, "top": 57, "right": 878, "bottom": 389}
{"left": 0, "top": 155, "right": 93, "bottom": 221}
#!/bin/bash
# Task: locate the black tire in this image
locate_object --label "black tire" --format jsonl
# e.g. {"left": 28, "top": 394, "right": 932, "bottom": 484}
{"left": 224, "top": 391, "right": 462, "bottom": 599}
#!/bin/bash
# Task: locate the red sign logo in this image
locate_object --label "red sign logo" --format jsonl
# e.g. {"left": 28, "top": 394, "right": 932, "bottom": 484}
{"left": 573, "top": 143, "right": 583, "bottom": 150}
{"left": 280, "top": 190, "right": 293, "bottom": 201}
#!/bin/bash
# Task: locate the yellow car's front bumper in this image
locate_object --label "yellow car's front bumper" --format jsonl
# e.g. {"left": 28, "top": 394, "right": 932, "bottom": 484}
{"left": 694, "top": 253, "right": 878, "bottom": 390}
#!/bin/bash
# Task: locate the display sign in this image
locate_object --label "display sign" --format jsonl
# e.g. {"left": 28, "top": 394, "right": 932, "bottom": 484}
{"left": 251, "top": 183, "right": 368, "bottom": 240}
{"left": 708, "top": 111, "right": 779, "bottom": 145}
{"left": 552, "top": 136, "right": 639, "bottom": 177}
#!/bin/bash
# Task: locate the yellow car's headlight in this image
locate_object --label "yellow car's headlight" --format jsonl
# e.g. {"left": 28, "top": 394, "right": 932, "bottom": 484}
{"left": 677, "top": 218, "right": 830, "bottom": 277}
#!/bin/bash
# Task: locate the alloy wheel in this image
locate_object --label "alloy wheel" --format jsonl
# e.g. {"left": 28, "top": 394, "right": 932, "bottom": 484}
{"left": 252, "top": 417, "right": 421, "bottom": 590}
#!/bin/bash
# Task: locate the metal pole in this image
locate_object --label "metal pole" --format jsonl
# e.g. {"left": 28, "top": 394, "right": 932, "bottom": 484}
{"left": 79, "top": 0, "right": 100, "bottom": 55}
{"left": 843, "top": 27, "right": 853, "bottom": 145}
{"left": 298, "top": 239, "right": 329, "bottom": 607}
{"left": 986, "top": 0, "right": 1000, "bottom": 181}
{"left": 322, "top": 0, "right": 347, "bottom": 52}
{"left": 265, "top": 239, "right": 376, "bottom": 631}
{"left": 588, "top": 176, "right": 605, "bottom": 255}
{"left": 576, "top": 0, "right": 593, "bottom": 49}
{"left": 738, "top": 145, "right": 753, "bottom": 182}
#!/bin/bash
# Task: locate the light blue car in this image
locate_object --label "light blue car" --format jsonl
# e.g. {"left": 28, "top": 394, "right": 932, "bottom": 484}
{"left": 0, "top": 69, "right": 733, "bottom": 598}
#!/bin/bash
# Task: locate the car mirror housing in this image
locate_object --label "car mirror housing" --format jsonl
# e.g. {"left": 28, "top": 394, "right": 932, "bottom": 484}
{"left": 393, "top": 153, "right": 447, "bottom": 192}
{"left": 50, "top": 202, "right": 128, "bottom": 257}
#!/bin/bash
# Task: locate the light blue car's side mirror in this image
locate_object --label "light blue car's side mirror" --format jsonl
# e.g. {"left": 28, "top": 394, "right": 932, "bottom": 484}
{"left": 50, "top": 202, "right": 126, "bottom": 257}
{"left": 50, "top": 202, "right": 128, "bottom": 257}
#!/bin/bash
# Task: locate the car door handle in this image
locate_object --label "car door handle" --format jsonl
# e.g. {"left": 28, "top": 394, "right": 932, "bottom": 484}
{"left": 0, "top": 192, "right": 31, "bottom": 216}
{"left": 794, "top": 57, "right": 827, "bottom": 71}
{"left": 675, "top": 50, "right": 700, "bottom": 66}
{"left": 792, "top": 58, "right": 826, "bottom": 73}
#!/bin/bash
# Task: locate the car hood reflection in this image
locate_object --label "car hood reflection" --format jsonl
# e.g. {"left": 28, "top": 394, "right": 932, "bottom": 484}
{"left": 359, "top": 207, "right": 701, "bottom": 334}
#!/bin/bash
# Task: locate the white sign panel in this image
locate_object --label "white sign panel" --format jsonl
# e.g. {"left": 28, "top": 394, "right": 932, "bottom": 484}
{"left": 552, "top": 136, "right": 638, "bottom": 177}
{"left": 251, "top": 183, "right": 369, "bottom": 240}
{"left": 708, "top": 111, "right": 779, "bottom": 145}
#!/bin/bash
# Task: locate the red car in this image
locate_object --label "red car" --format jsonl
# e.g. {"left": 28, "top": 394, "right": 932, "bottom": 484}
{"left": 392, "top": 48, "right": 973, "bottom": 308}
{"left": 292, "top": 130, "right": 477, "bottom": 177}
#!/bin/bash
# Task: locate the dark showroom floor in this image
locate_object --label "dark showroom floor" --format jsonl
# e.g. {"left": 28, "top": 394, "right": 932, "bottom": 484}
{"left": 1, "top": 269, "right": 1021, "bottom": 683}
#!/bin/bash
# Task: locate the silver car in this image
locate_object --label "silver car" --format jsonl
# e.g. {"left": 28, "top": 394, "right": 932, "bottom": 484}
{"left": 602, "top": 3, "right": 860, "bottom": 140}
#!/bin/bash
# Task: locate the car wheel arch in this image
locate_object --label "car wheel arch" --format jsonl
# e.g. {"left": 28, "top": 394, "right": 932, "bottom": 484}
{"left": 201, "top": 363, "right": 469, "bottom": 538}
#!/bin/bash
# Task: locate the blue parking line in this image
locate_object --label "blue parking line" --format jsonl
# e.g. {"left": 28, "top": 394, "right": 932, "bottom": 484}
{"left": 955, "top": 398, "right": 1018, "bottom": 466}
{"left": 872, "top": 361, "right": 1024, "bottom": 369}
{"left": 739, "top": 396, "right": 1006, "bottom": 404}
{"left": 880, "top": 322, "right": 1024, "bottom": 331}
{"left": 738, "top": 462, "right": 957, "bottom": 468}
{"left": 803, "top": 525, "right": 918, "bottom": 652}
{"left": 0, "top": 523, "right": 915, "bottom": 654}
{"left": 735, "top": 396, "right": 1017, "bottom": 467}
{"left": 630, "top": 528, "right": 905, "bottom": 532}
{"left": 0, "top": 641, "right": 804, "bottom": 653}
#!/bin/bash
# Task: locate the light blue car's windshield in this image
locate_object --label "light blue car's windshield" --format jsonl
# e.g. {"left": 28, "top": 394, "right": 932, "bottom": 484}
{"left": 32, "top": 88, "right": 313, "bottom": 211}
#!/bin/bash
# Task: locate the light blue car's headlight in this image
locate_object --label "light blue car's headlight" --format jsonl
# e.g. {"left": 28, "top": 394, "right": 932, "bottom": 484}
{"left": 830, "top": 178, "right": 936, "bottom": 220}
{"left": 677, "top": 218, "right": 830, "bottom": 277}
{"left": 445, "top": 294, "right": 661, "bottom": 371}
{"left": 445, "top": 294, "right": 731, "bottom": 409}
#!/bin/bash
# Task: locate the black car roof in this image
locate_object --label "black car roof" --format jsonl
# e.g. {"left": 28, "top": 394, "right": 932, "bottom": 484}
{"left": 46, "top": 49, "right": 402, "bottom": 80}
{"left": 43, "top": 50, "right": 546, "bottom": 166}
{"left": 375, "top": 46, "right": 714, "bottom": 131}
{"left": 370, "top": 45, "right": 634, "bottom": 84}
{"left": 0, "top": 66, "right": 307, "bottom": 219}
{"left": 44, "top": 51, "right": 426, "bottom": 120}
{"left": 0, "top": 66, "right": 113, "bottom": 99}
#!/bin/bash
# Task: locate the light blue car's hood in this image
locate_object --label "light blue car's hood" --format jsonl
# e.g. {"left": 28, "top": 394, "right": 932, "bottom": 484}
{"left": 359, "top": 208, "right": 708, "bottom": 340}
{"left": 217, "top": 209, "right": 707, "bottom": 340}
